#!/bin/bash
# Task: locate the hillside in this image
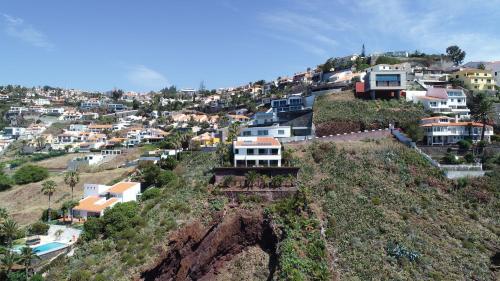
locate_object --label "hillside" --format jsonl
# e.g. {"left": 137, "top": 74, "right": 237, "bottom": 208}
{"left": 43, "top": 139, "right": 499, "bottom": 280}
{"left": 313, "top": 91, "right": 427, "bottom": 136}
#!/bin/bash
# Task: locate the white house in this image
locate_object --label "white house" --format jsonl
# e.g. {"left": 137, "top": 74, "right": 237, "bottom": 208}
{"left": 240, "top": 125, "right": 291, "bottom": 139}
{"left": 411, "top": 88, "right": 470, "bottom": 119}
{"left": 73, "top": 182, "right": 141, "bottom": 219}
{"left": 233, "top": 137, "right": 282, "bottom": 167}
{"left": 421, "top": 116, "right": 494, "bottom": 145}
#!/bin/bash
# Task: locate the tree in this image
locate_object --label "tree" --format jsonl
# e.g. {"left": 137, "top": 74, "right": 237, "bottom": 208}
{"left": 478, "top": 63, "right": 485, "bottom": 70}
{"left": 1, "top": 218, "right": 19, "bottom": 248}
{"left": 64, "top": 171, "right": 79, "bottom": 201}
{"left": 20, "top": 247, "right": 40, "bottom": 281}
{"left": 361, "top": 43, "right": 366, "bottom": 57}
{"left": 469, "top": 92, "right": 494, "bottom": 141}
{"left": 446, "top": 45, "right": 466, "bottom": 66}
{"left": 0, "top": 174, "right": 14, "bottom": 191}
{"left": 61, "top": 200, "right": 78, "bottom": 223}
{"left": 1, "top": 251, "right": 21, "bottom": 276}
{"left": 404, "top": 122, "right": 424, "bottom": 142}
{"left": 227, "top": 122, "right": 240, "bottom": 142}
{"left": 111, "top": 88, "right": 124, "bottom": 101}
{"left": 12, "top": 165, "right": 49, "bottom": 185}
{"left": 41, "top": 180, "right": 56, "bottom": 222}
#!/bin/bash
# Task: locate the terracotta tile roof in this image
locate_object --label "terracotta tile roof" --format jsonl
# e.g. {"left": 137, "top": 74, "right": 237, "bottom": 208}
{"left": 88, "top": 124, "right": 113, "bottom": 129}
{"left": 229, "top": 114, "right": 249, "bottom": 120}
{"left": 73, "top": 196, "right": 118, "bottom": 212}
{"left": 108, "top": 182, "right": 138, "bottom": 194}
{"left": 421, "top": 122, "right": 489, "bottom": 127}
{"left": 234, "top": 137, "right": 280, "bottom": 146}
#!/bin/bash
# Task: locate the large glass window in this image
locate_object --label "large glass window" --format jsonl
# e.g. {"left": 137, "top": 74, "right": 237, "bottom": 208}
{"left": 247, "top": 149, "right": 254, "bottom": 155}
{"left": 258, "top": 149, "right": 266, "bottom": 155}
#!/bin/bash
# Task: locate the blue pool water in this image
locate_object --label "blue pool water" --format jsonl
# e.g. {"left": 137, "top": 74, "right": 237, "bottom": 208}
{"left": 33, "top": 242, "right": 67, "bottom": 254}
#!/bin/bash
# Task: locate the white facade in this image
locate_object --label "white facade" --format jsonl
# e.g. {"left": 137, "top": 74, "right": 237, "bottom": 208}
{"left": 411, "top": 88, "right": 470, "bottom": 119}
{"left": 83, "top": 184, "right": 111, "bottom": 197}
{"left": 421, "top": 116, "right": 494, "bottom": 145}
{"left": 240, "top": 125, "right": 291, "bottom": 139}
{"left": 233, "top": 137, "right": 282, "bottom": 167}
{"left": 108, "top": 182, "right": 141, "bottom": 203}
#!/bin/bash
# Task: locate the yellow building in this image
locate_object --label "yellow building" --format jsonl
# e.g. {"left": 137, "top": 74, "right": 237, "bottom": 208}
{"left": 455, "top": 68, "right": 496, "bottom": 91}
{"left": 190, "top": 132, "right": 220, "bottom": 147}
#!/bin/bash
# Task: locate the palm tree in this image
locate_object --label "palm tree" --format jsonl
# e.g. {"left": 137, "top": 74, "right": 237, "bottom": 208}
{"left": 64, "top": 171, "right": 79, "bottom": 202}
{"left": 245, "top": 171, "right": 259, "bottom": 191}
{"left": 20, "top": 247, "right": 39, "bottom": 280}
{"left": 469, "top": 92, "right": 494, "bottom": 141}
{"left": 227, "top": 122, "right": 241, "bottom": 142}
{"left": 261, "top": 175, "right": 271, "bottom": 189}
{"left": 1, "top": 251, "right": 21, "bottom": 276}
{"left": 41, "top": 180, "right": 56, "bottom": 222}
{"left": 1, "top": 218, "right": 19, "bottom": 249}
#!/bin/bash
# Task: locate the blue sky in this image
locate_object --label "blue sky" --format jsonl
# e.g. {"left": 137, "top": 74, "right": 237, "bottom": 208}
{"left": 1, "top": 0, "right": 499, "bottom": 92}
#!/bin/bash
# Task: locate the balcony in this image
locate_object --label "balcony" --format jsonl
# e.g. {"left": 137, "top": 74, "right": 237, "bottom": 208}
{"left": 375, "top": 81, "right": 401, "bottom": 87}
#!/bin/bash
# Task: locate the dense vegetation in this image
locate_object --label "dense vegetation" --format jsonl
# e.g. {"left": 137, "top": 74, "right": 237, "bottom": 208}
{"left": 293, "top": 139, "right": 499, "bottom": 280}
{"left": 12, "top": 165, "right": 49, "bottom": 185}
{"left": 313, "top": 94, "right": 427, "bottom": 135}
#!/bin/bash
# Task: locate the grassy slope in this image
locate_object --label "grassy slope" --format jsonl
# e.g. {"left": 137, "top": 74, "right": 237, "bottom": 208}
{"left": 45, "top": 152, "right": 220, "bottom": 281}
{"left": 291, "top": 139, "right": 499, "bottom": 280}
{"left": 313, "top": 92, "right": 427, "bottom": 131}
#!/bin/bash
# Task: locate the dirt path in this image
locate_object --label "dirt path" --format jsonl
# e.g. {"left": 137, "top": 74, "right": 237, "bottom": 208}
{"left": 286, "top": 129, "right": 391, "bottom": 146}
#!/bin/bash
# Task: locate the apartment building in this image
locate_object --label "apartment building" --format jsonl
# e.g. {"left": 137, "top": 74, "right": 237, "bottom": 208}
{"left": 240, "top": 125, "right": 291, "bottom": 139}
{"left": 455, "top": 69, "right": 496, "bottom": 91}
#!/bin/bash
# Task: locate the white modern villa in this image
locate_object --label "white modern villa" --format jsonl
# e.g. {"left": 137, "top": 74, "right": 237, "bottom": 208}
{"left": 73, "top": 181, "right": 141, "bottom": 219}
{"left": 233, "top": 137, "right": 282, "bottom": 167}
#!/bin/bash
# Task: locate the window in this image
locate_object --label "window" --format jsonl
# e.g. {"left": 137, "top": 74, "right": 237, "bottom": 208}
{"left": 247, "top": 160, "right": 256, "bottom": 167}
{"left": 234, "top": 149, "right": 239, "bottom": 154}
{"left": 278, "top": 130, "right": 285, "bottom": 135}
{"left": 242, "top": 131, "right": 251, "bottom": 136}
{"left": 270, "top": 160, "right": 278, "bottom": 166}
{"left": 258, "top": 149, "right": 266, "bottom": 155}
{"left": 271, "top": 149, "right": 279, "bottom": 155}
{"left": 247, "top": 149, "right": 254, "bottom": 155}
{"left": 257, "top": 130, "right": 268, "bottom": 136}
{"left": 430, "top": 102, "right": 437, "bottom": 107}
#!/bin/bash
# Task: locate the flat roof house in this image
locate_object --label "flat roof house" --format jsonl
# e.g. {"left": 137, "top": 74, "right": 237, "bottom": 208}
{"left": 364, "top": 64, "right": 407, "bottom": 99}
{"left": 455, "top": 68, "right": 496, "bottom": 92}
{"left": 233, "top": 137, "right": 282, "bottom": 167}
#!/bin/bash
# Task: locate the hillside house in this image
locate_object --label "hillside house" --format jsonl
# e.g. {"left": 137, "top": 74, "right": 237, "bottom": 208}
{"left": 233, "top": 137, "right": 282, "bottom": 167}
{"left": 421, "top": 116, "right": 494, "bottom": 145}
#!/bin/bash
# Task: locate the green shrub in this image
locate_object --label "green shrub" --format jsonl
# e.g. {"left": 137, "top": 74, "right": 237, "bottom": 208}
{"left": 82, "top": 217, "right": 104, "bottom": 241}
{"left": 158, "top": 157, "right": 177, "bottom": 170}
{"left": 375, "top": 56, "right": 401, "bottom": 65}
{"left": 0, "top": 173, "right": 14, "bottom": 191}
{"left": 141, "top": 187, "right": 161, "bottom": 201}
{"left": 442, "top": 152, "right": 462, "bottom": 164}
{"left": 13, "top": 164, "right": 49, "bottom": 184}
{"left": 69, "top": 270, "right": 92, "bottom": 281}
{"left": 464, "top": 153, "right": 474, "bottom": 163}
{"left": 29, "top": 221, "right": 50, "bottom": 235}
{"left": 102, "top": 202, "right": 140, "bottom": 239}
{"left": 156, "top": 170, "right": 177, "bottom": 187}
{"left": 30, "top": 274, "right": 44, "bottom": 281}
{"left": 41, "top": 209, "right": 60, "bottom": 222}
{"left": 457, "top": 139, "right": 472, "bottom": 150}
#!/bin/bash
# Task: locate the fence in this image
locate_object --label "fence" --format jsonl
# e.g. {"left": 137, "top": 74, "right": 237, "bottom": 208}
{"left": 392, "top": 129, "right": 484, "bottom": 178}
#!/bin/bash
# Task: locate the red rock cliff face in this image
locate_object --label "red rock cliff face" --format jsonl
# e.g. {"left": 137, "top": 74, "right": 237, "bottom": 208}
{"left": 140, "top": 210, "right": 278, "bottom": 281}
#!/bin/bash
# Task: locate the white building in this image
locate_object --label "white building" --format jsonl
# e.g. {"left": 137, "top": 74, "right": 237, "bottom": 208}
{"left": 485, "top": 61, "right": 500, "bottom": 87}
{"left": 240, "top": 125, "right": 291, "bottom": 139}
{"left": 233, "top": 137, "right": 282, "bottom": 167}
{"left": 73, "top": 182, "right": 141, "bottom": 219}
{"left": 3, "top": 127, "right": 26, "bottom": 137}
{"left": 410, "top": 88, "right": 470, "bottom": 119}
{"left": 421, "top": 116, "right": 494, "bottom": 145}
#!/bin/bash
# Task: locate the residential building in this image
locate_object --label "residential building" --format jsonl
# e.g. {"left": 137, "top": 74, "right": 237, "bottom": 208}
{"left": 421, "top": 116, "right": 494, "bottom": 145}
{"left": 240, "top": 125, "right": 291, "bottom": 139}
{"left": 253, "top": 111, "right": 278, "bottom": 126}
{"left": 485, "top": 61, "right": 500, "bottom": 87}
{"left": 455, "top": 69, "right": 496, "bottom": 91}
{"left": 233, "top": 137, "right": 282, "bottom": 167}
{"left": 107, "top": 103, "right": 127, "bottom": 112}
{"left": 73, "top": 181, "right": 141, "bottom": 219}
{"left": 363, "top": 64, "right": 407, "bottom": 99}
{"left": 271, "top": 95, "right": 305, "bottom": 113}
{"left": 46, "top": 107, "right": 65, "bottom": 115}
{"left": 88, "top": 124, "right": 113, "bottom": 133}
{"left": 190, "top": 132, "right": 220, "bottom": 147}
{"left": 3, "top": 127, "right": 26, "bottom": 137}
{"left": 80, "top": 100, "right": 102, "bottom": 110}
{"left": 227, "top": 114, "right": 250, "bottom": 123}
{"left": 411, "top": 88, "right": 470, "bottom": 119}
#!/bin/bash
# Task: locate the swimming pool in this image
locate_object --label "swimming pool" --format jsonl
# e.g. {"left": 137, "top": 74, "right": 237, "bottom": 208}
{"left": 32, "top": 242, "right": 68, "bottom": 255}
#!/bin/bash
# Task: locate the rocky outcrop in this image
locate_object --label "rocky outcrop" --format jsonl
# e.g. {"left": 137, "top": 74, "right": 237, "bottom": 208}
{"left": 140, "top": 210, "right": 278, "bottom": 281}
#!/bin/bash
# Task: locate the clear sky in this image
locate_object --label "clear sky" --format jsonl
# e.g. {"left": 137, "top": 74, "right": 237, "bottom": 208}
{"left": 1, "top": 0, "right": 499, "bottom": 92}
